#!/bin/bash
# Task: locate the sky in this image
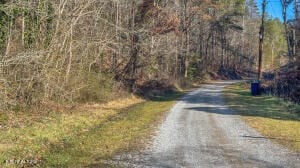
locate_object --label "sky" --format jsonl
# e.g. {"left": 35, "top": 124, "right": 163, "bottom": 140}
{"left": 256, "top": 0, "right": 295, "bottom": 21}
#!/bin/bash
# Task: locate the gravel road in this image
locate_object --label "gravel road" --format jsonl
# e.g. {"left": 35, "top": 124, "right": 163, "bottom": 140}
{"left": 113, "top": 81, "right": 300, "bottom": 168}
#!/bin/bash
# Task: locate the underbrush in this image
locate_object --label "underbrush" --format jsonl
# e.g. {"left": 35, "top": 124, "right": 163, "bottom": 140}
{"left": 0, "top": 70, "right": 124, "bottom": 112}
{"left": 77, "top": 72, "right": 128, "bottom": 103}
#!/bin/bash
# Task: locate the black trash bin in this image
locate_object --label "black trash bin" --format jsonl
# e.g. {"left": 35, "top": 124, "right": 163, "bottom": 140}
{"left": 251, "top": 82, "right": 260, "bottom": 96}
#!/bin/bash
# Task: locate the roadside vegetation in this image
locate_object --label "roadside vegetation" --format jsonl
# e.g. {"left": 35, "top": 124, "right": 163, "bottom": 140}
{"left": 0, "top": 91, "right": 184, "bottom": 167}
{"left": 0, "top": 0, "right": 288, "bottom": 112}
{"left": 224, "top": 82, "right": 300, "bottom": 152}
{"left": 0, "top": 0, "right": 298, "bottom": 166}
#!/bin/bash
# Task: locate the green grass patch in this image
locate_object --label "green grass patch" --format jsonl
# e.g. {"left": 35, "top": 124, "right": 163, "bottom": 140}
{"left": 0, "top": 113, "right": 8, "bottom": 123}
{"left": 224, "top": 82, "right": 300, "bottom": 152}
{"left": 0, "top": 91, "right": 184, "bottom": 167}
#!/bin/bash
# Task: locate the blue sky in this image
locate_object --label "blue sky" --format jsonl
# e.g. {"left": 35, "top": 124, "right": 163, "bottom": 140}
{"left": 256, "top": 0, "right": 295, "bottom": 21}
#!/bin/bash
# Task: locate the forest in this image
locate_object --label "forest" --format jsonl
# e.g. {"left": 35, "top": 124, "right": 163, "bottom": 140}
{"left": 0, "top": 0, "right": 296, "bottom": 110}
{"left": 0, "top": 0, "right": 299, "bottom": 167}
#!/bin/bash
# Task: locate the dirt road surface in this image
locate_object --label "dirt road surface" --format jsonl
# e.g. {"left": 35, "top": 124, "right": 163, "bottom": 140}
{"left": 113, "top": 81, "right": 300, "bottom": 168}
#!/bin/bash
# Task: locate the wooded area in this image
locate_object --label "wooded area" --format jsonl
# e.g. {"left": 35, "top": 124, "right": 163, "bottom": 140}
{"left": 0, "top": 0, "right": 296, "bottom": 111}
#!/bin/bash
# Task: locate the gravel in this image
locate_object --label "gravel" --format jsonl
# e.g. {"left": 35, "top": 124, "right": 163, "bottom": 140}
{"left": 113, "top": 81, "right": 300, "bottom": 168}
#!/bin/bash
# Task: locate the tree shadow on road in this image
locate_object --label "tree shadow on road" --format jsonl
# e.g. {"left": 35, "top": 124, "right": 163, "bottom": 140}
{"left": 182, "top": 82, "right": 300, "bottom": 122}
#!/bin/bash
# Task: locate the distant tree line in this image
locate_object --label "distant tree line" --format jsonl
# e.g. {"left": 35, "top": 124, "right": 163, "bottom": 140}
{"left": 0, "top": 0, "right": 288, "bottom": 110}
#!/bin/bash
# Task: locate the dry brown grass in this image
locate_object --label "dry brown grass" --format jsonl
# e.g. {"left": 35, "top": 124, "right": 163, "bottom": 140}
{"left": 0, "top": 91, "right": 183, "bottom": 167}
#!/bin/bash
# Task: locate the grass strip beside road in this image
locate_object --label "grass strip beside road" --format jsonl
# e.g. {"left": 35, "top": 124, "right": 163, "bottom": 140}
{"left": 0, "top": 91, "right": 184, "bottom": 167}
{"left": 224, "top": 82, "right": 300, "bottom": 152}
